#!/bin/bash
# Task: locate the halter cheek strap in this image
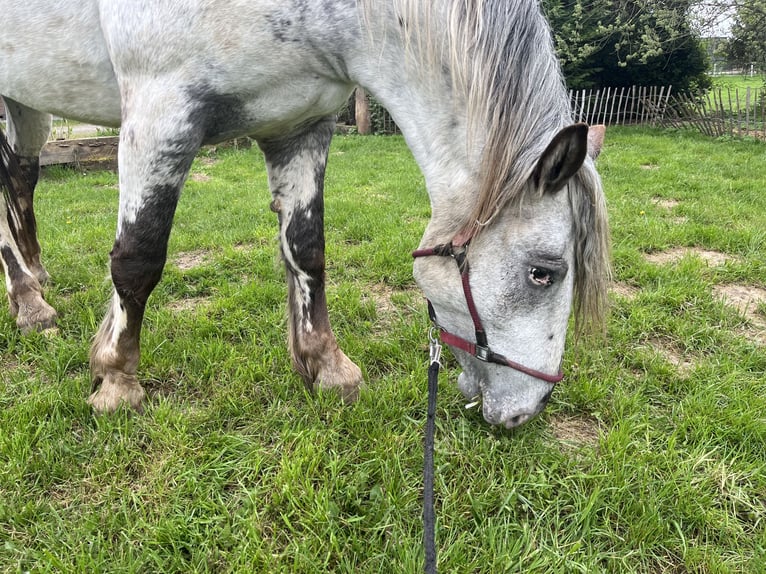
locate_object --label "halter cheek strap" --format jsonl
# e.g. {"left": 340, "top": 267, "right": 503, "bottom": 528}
{"left": 413, "top": 238, "right": 564, "bottom": 385}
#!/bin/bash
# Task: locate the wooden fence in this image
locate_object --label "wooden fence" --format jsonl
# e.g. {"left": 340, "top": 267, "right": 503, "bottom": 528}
{"left": 570, "top": 84, "right": 766, "bottom": 138}
{"left": 569, "top": 85, "right": 673, "bottom": 127}
{"left": 349, "top": 84, "right": 765, "bottom": 139}
{"left": 345, "top": 85, "right": 682, "bottom": 132}
{"left": 662, "top": 87, "right": 766, "bottom": 137}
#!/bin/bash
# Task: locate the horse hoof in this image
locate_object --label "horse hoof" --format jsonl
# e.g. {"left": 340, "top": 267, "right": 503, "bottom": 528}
{"left": 16, "top": 302, "right": 58, "bottom": 334}
{"left": 33, "top": 266, "right": 51, "bottom": 286}
{"left": 313, "top": 358, "right": 363, "bottom": 404}
{"left": 88, "top": 373, "right": 146, "bottom": 414}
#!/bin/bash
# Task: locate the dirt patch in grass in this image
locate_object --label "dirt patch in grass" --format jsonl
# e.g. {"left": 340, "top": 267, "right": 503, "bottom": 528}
{"left": 364, "top": 283, "right": 421, "bottom": 315}
{"left": 197, "top": 156, "right": 219, "bottom": 167}
{"left": 363, "top": 283, "right": 423, "bottom": 335}
{"left": 549, "top": 415, "right": 600, "bottom": 449}
{"left": 173, "top": 249, "right": 212, "bottom": 271}
{"left": 644, "top": 247, "right": 739, "bottom": 267}
{"left": 610, "top": 281, "right": 640, "bottom": 301}
{"left": 647, "top": 336, "right": 694, "bottom": 375}
{"left": 652, "top": 197, "right": 680, "bottom": 210}
{"left": 366, "top": 283, "right": 399, "bottom": 315}
{"left": 167, "top": 296, "right": 212, "bottom": 313}
{"left": 2, "top": 357, "right": 28, "bottom": 375}
{"left": 189, "top": 172, "right": 212, "bottom": 183}
{"left": 714, "top": 284, "right": 766, "bottom": 345}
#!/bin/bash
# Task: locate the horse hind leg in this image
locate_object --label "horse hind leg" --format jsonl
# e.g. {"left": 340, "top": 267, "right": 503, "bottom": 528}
{"left": 260, "top": 118, "right": 363, "bottom": 403}
{"left": 3, "top": 98, "right": 52, "bottom": 285}
{"left": 0, "top": 102, "right": 57, "bottom": 332}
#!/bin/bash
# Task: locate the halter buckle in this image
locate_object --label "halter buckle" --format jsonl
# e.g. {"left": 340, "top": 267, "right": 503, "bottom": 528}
{"left": 475, "top": 344, "right": 491, "bottom": 362}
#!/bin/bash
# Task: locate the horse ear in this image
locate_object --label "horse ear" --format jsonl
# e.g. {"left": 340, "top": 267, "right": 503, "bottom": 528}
{"left": 533, "top": 123, "right": 588, "bottom": 195}
{"left": 588, "top": 124, "right": 606, "bottom": 160}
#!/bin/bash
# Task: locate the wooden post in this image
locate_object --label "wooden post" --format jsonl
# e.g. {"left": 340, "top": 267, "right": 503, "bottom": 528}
{"left": 355, "top": 87, "right": 371, "bottom": 135}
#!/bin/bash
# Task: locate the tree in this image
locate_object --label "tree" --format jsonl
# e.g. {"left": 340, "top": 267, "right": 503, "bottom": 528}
{"left": 542, "top": 0, "right": 711, "bottom": 91}
{"left": 724, "top": 1, "right": 766, "bottom": 73}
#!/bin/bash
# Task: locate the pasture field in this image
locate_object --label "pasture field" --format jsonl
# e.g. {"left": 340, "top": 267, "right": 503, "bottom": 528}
{"left": 1, "top": 128, "right": 765, "bottom": 573}
{"left": 711, "top": 74, "right": 764, "bottom": 91}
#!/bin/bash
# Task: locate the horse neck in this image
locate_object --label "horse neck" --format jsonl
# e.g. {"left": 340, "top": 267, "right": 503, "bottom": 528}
{"left": 351, "top": 60, "right": 480, "bottom": 244}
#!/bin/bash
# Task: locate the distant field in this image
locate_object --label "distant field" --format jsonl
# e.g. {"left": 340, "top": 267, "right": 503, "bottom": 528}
{"left": 711, "top": 74, "right": 764, "bottom": 90}
{"left": 1, "top": 128, "right": 765, "bottom": 572}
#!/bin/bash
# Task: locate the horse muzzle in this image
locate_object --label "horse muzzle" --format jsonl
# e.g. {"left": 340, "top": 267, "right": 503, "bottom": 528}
{"left": 458, "top": 370, "right": 555, "bottom": 428}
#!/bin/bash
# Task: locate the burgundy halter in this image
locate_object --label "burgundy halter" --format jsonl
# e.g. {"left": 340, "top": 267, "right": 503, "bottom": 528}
{"left": 412, "top": 236, "right": 565, "bottom": 385}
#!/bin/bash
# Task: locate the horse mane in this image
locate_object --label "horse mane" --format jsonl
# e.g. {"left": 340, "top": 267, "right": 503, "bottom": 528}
{"left": 361, "top": 0, "right": 611, "bottom": 332}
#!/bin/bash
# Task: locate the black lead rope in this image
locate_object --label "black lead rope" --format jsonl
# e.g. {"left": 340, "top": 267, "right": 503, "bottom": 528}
{"left": 424, "top": 331, "right": 441, "bottom": 574}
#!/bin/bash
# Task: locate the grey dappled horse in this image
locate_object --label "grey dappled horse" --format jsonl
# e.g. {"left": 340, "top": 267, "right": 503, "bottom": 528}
{"left": 0, "top": 0, "right": 610, "bottom": 427}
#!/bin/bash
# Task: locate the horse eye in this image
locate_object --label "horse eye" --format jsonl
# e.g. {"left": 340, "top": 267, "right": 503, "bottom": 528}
{"left": 529, "top": 267, "right": 553, "bottom": 286}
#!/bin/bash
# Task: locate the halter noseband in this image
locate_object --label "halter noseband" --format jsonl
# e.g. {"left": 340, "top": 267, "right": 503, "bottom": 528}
{"left": 412, "top": 236, "right": 564, "bottom": 385}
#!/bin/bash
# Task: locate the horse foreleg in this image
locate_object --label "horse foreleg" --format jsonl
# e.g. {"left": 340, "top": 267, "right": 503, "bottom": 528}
{"left": 88, "top": 97, "right": 200, "bottom": 413}
{"left": 260, "top": 118, "right": 363, "bottom": 403}
{"left": 88, "top": 179, "right": 185, "bottom": 413}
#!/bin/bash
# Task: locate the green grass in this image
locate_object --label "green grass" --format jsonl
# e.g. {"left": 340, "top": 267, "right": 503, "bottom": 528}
{"left": 1, "top": 128, "right": 765, "bottom": 572}
{"left": 704, "top": 76, "right": 765, "bottom": 131}
{"left": 711, "top": 75, "right": 764, "bottom": 91}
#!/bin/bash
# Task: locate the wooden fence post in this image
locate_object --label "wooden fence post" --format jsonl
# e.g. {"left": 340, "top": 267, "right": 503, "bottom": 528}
{"left": 355, "top": 87, "right": 371, "bottom": 135}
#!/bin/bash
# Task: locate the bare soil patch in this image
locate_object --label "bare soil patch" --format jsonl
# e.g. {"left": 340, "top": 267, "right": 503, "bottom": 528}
{"left": 610, "top": 281, "right": 640, "bottom": 301}
{"left": 644, "top": 247, "right": 739, "bottom": 267}
{"left": 189, "top": 172, "right": 212, "bottom": 183}
{"left": 197, "top": 156, "right": 219, "bottom": 167}
{"left": 167, "top": 296, "right": 212, "bottom": 313}
{"left": 172, "top": 249, "right": 212, "bottom": 271}
{"left": 647, "top": 337, "right": 694, "bottom": 375}
{"left": 652, "top": 197, "right": 680, "bottom": 210}
{"left": 364, "top": 283, "right": 421, "bottom": 316}
{"left": 366, "top": 283, "right": 398, "bottom": 315}
{"left": 713, "top": 284, "right": 766, "bottom": 344}
{"left": 549, "top": 415, "right": 600, "bottom": 449}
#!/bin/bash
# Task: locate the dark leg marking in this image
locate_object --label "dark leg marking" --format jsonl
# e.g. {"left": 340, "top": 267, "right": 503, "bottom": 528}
{"left": 9, "top": 155, "right": 47, "bottom": 284}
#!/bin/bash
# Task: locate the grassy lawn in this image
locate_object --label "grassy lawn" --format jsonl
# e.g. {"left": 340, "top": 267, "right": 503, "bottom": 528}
{"left": 1, "top": 127, "right": 765, "bottom": 572}
{"left": 700, "top": 75, "right": 765, "bottom": 133}
{"left": 711, "top": 75, "right": 764, "bottom": 91}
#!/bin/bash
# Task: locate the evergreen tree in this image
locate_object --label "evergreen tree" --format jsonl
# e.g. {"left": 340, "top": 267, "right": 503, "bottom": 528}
{"left": 542, "top": 0, "right": 711, "bottom": 90}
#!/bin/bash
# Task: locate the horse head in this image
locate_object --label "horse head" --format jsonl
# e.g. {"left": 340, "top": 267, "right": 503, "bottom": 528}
{"left": 414, "top": 124, "right": 607, "bottom": 428}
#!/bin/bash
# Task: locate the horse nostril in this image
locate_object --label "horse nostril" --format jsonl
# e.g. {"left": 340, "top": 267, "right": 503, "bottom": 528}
{"left": 509, "top": 415, "right": 522, "bottom": 426}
